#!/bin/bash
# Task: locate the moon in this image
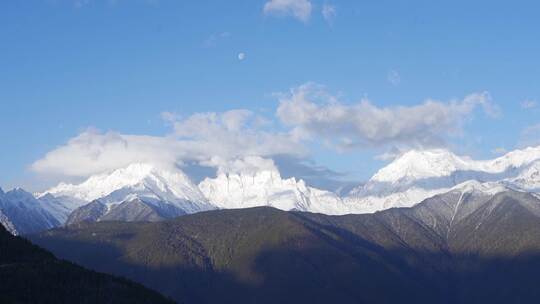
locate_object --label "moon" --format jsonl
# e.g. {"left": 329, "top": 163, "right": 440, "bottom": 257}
{"left": 238, "top": 52, "right": 246, "bottom": 61}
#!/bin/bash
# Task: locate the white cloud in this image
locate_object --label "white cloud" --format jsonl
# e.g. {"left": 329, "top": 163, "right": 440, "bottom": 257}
{"left": 32, "top": 110, "right": 305, "bottom": 179}
{"left": 166, "top": 110, "right": 303, "bottom": 159}
{"left": 322, "top": 4, "right": 336, "bottom": 24}
{"left": 31, "top": 84, "right": 503, "bottom": 186}
{"left": 521, "top": 99, "right": 538, "bottom": 109}
{"left": 276, "top": 83, "right": 500, "bottom": 150}
{"left": 387, "top": 70, "right": 401, "bottom": 86}
{"left": 263, "top": 0, "right": 312, "bottom": 22}
{"left": 31, "top": 129, "right": 180, "bottom": 177}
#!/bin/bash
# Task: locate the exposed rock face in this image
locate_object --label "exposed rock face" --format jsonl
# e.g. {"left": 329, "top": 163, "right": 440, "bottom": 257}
{"left": 65, "top": 200, "right": 108, "bottom": 225}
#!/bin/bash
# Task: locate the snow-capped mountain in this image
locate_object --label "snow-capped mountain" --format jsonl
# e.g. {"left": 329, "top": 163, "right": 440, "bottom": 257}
{"left": 2, "top": 145, "right": 540, "bottom": 235}
{"left": 505, "top": 159, "right": 540, "bottom": 191}
{"left": 199, "top": 169, "right": 347, "bottom": 215}
{"left": 44, "top": 163, "right": 207, "bottom": 204}
{"left": 345, "top": 147, "right": 540, "bottom": 213}
{"left": 0, "top": 188, "right": 61, "bottom": 235}
{"left": 40, "top": 163, "right": 214, "bottom": 224}
{"left": 29, "top": 146, "right": 540, "bottom": 218}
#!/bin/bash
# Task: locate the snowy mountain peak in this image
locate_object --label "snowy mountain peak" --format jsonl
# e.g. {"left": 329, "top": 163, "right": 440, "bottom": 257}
{"left": 489, "top": 146, "right": 540, "bottom": 171}
{"left": 345, "top": 146, "right": 540, "bottom": 214}
{"left": 0, "top": 187, "right": 61, "bottom": 234}
{"left": 4, "top": 188, "right": 39, "bottom": 205}
{"left": 199, "top": 168, "right": 346, "bottom": 214}
{"left": 2, "top": 145, "right": 538, "bottom": 234}
{"left": 504, "top": 159, "right": 540, "bottom": 191}
{"left": 371, "top": 146, "right": 540, "bottom": 184}
{"left": 450, "top": 180, "right": 507, "bottom": 195}
{"left": 211, "top": 169, "right": 299, "bottom": 190}
{"left": 371, "top": 149, "right": 471, "bottom": 183}
{"left": 40, "top": 162, "right": 213, "bottom": 219}
{"left": 43, "top": 162, "right": 205, "bottom": 203}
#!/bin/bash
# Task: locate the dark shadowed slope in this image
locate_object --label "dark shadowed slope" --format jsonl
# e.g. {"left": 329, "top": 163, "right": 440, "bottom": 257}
{"left": 66, "top": 198, "right": 188, "bottom": 226}
{"left": 30, "top": 189, "right": 540, "bottom": 304}
{"left": 31, "top": 208, "right": 435, "bottom": 304}
{"left": 0, "top": 224, "right": 174, "bottom": 304}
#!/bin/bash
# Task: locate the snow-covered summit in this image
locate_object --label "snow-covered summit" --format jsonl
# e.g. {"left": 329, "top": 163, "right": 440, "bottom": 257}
{"left": 449, "top": 179, "right": 507, "bottom": 195}
{"left": 488, "top": 146, "right": 540, "bottom": 172}
{"left": 35, "top": 145, "right": 540, "bottom": 217}
{"left": 370, "top": 146, "right": 540, "bottom": 184}
{"left": 371, "top": 149, "right": 473, "bottom": 183}
{"left": 41, "top": 163, "right": 212, "bottom": 215}
{"left": 199, "top": 168, "right": 347, "bottom": 215}
{"left": 345, "top": 146, "right": 540, "bottom": 213}
{"left": 44, "top": 163, "right": 200, "bottom": 202}
{"left": 1, "top": 145, "right": 538, "bottom": 234}
{"left": 43, "top": 163, "right": 206, "bottom": 202}
{"left": 504, "top": 159, "right": 540, "bottom": 191}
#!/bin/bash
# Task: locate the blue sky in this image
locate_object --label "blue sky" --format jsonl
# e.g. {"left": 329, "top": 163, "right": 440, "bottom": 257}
{"left": 2, "top": 0, "right": 540, "bottom": 191}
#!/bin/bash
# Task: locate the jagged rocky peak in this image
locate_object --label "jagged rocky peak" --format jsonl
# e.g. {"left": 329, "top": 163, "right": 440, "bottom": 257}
{"left": 201, "top": 168, "right": 304, "bottom": 191}
{"left": 198, "top": 167, "right": 346, "bottom": 214}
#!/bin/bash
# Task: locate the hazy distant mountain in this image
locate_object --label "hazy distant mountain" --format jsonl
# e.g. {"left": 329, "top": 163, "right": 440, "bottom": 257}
{"left": 30, "top": 187, "right": 540, "bottom": 304}
{"left": 0, "top": 188, "right": 61, "bottom": 235}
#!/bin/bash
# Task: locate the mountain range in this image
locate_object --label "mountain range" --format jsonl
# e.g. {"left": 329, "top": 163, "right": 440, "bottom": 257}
{"left": 2, "top": 146, "right": 540, "bottom": 234}
{"left": 30, "top": 185, "right": 540, "bottom": 303}
{"left": 4, "top": 146, "right": 540, "bottom": 303}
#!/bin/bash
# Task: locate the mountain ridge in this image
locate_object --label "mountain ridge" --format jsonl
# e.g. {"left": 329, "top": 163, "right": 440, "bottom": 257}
{"left": 30, "top": 188, "right": 540, "bottom": 304}
{"left": 3, "top": 145, "right": 540, "bottom": 234}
